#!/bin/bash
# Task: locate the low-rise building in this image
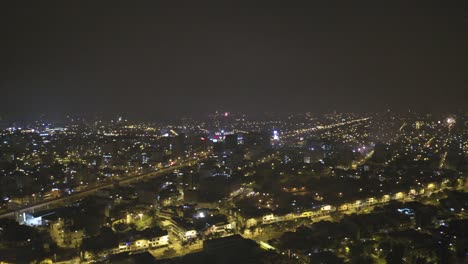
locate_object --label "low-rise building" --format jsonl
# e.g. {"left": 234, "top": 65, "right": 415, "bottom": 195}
{"left": 167, "top": 217, "right": 197, "bottom": 241}
{"left": 117, "top": 227, "right": 169, "bottom": 253}
{"left": 48, "top": 217, "right": 84, "bottom": 248}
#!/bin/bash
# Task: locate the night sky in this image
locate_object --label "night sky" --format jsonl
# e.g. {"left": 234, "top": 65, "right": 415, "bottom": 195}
{"left": 2, "top": 1, "right": 467, "bottom": 120}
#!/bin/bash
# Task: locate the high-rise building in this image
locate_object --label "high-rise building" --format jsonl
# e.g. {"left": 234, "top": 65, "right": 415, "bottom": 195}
{"left": 172, "top": 133, "right": 186, "bottom": 158}
{"left": 225, "top": 134, "right": 238, "bottom": 150}
{"left": 373, "top": 142, "right": 389, "bottom": 163}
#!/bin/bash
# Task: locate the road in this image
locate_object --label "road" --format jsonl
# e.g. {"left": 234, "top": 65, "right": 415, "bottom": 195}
{"left": 0, "top": 155, "right": 208, "bottom": 220}
{"left": 281, "top": 117, "right": 371, "bottom": 141}
{"left": 78, "top": 181, "right": 467, "bottom": 262}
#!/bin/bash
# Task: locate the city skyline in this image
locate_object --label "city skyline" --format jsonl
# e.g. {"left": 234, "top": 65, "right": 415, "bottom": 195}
{"left": 0, "top": 110, "right": 466, "bottom": 263}
{"left": 1, "top": 2, "right": 468, "bottom": 263}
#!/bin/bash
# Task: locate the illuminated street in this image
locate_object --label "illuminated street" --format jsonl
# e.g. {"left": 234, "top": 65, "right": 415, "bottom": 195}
{"left": 1, "top": 1, "right": 467, "bottom": 263}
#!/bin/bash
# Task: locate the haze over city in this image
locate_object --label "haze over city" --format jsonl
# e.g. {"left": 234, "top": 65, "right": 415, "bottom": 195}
{"left": 1, "top": 1, "right": 467, "bottom": 264}
{"left": 2, "top": 1, "right": 467, "bottom": 121}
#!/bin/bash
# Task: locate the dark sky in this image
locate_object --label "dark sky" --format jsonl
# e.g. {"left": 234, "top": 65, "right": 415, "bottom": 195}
{"left": 1, "top": 1, "right": 467, "bottom": 120}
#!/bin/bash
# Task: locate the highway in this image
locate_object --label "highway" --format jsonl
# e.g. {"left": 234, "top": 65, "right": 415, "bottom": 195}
{"left": 0, "top": 154, "right": 208, "bottom": 220}
{"left": 280, "top": 117, "right": 372, "bottom": 145}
